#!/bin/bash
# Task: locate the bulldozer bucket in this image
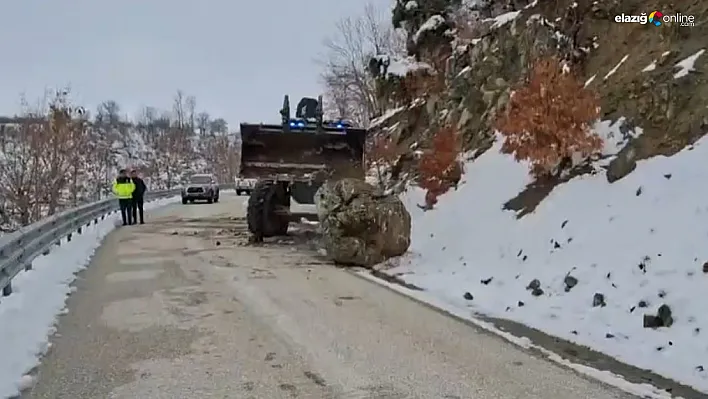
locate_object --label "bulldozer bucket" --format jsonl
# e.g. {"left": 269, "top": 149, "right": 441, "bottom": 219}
{"left": 239, "top": 123, "right": 367, "bottom": 182}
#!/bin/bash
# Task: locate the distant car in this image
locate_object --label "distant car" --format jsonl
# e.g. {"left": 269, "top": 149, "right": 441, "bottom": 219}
{"left": 182, "top": 174, "right": 219, "bottom": 204}
{"left": 235, "top": 177, "right": 256, "bottom": 195}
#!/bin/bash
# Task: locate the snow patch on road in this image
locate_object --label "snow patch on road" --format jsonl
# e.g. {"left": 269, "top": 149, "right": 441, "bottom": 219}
{"left": 0, "top": 196, "right": 177, "bottom": 398}
{"left": 388, "top": 135, "right": 708, "bottom": 393}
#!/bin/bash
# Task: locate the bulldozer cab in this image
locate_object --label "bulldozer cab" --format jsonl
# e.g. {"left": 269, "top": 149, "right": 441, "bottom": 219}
{"left": 239, "top": 95, "right": 367, "bottom": 183}
{"left": 296, "top": 97, "right": 318, "bottom": 119}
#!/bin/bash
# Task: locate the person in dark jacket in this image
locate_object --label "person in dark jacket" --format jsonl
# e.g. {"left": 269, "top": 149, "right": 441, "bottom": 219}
{"left": 113, "top": 169, "right": 135, "bottom": 226}
{"left": 130, "top": 169, "right": 147, "bottom": 224}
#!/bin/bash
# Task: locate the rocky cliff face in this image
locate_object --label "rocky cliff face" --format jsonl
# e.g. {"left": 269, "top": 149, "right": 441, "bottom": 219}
{"left": 374, "top": 0, "right": 707, "bottom": 190}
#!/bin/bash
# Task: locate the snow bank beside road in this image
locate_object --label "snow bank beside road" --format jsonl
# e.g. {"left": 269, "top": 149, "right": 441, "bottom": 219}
{"left": 0, "top": 196, "right": 177, "bottom": 398}
{"left": 389, "top": 136, "right": 708, "bottom": 393}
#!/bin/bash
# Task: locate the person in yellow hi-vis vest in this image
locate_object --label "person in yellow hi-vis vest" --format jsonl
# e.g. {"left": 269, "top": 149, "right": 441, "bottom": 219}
{"left": 113, "top": 169, "right": 136, "bottom": 226}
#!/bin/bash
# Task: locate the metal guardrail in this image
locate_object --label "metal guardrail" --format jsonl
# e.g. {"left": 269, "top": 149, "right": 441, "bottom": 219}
{"left": 0, "top": 182, "right": 234, "bottom": 299}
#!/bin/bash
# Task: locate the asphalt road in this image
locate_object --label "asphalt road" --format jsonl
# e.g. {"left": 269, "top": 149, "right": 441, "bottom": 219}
{"left": 23, "top": 193, "right": 634, "bottom": 399}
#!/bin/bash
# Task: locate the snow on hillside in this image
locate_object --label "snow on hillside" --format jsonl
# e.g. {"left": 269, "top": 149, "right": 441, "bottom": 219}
{"left": 389, "top": 133, "right": 708, "bottom": 392}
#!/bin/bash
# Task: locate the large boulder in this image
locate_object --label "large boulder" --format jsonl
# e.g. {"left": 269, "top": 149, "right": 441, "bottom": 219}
{"left": 315, "top": 178, "right": 411, "bottom": 267}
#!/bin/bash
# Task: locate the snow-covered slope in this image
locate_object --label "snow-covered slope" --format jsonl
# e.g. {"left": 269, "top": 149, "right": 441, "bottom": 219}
{"left": 389, "top": 134, "right": 708, "bottom": 392}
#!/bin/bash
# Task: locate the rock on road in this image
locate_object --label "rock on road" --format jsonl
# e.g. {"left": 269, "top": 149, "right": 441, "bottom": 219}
{"left": 24, "top": 193, "right": 634, "bottom": 399}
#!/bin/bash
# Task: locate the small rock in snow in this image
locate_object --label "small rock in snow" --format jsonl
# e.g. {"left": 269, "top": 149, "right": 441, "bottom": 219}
{"left": 463, "top": 292, "right": 474, "bottom": 300}
{"left": 657, "top": 304, "right": 674, "bottom": 327}
{"left": 605, "top": 333, "right": 615, "bottom": 338}
{"left": 658, "top": 289, "right": 667, "bottom": 298}
{"left": 527, "top": 279, "right": 541, "bottom": 290}
{"left": 702, "top": 261, "right": 708, "bottom": 273}
{"left": 644, "top": 315, "right": 662, "bottom": 328}
{"left": 638, "top": 300, "right": 649, "bottom": 308}
{"left": 531, "top": 287, "right": 544, "bottom": 296}
{"left": 561, "top": 220, "right": 568, "bottom": 228}
{"left": 593, "top": 293, "right": 606, "bottom": 307}
{"left": 518, "top": 301, "right": 525, "bottom": 307}
{"left": 643, "top": 304, "right": 674, "bottom": 328}
{"left": 553, "top": 241, "right": 561, "bottom": 249}
{"left": 480, "top": 277, "right": 493, "bottom": 285}
{"left": 216, "top": 241, "right": 221, "bottom": 246}
{"left": 638, "top": 261, "right": 647, "bottom": 273}
{"left": 664, "top": 173, "right": 672, "bottom": 179}
{"left": 635, "top": 186, "right": 642, "bottom": 196}
{"left": 564, "top": 275, "right": 578, "bottom": 292}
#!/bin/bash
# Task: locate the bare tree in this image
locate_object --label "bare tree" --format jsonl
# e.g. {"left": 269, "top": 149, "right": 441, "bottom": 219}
{"left": 96, "top": 100, "right": 121, "bottom": 126}
{"left": 209, "top": 118, "right": 228, "bottom": 135}
{"left": 196, "top": 112, "right": 210, "bottom": 135}
{"left": 83, "top": 122, "right": 113, "bottom": 200}
{"left": 173, "top": 90, "right": 187, "bottom": 130}
{"left": 0, "top": 89, "right": 89, "bottom": 225}
{"left": 185, "top": 94, "right": 196, "bottom": 132}
{"left": 40, "top": 90, "right": 90, "bottom": 213}
{"left": 0, "top": 117, "right": 45, "bottom": 226}
{"left": 172, "top": 90, "right": 196, "bottom": 132}
{"left": 319, "top": 3, "right": 406, "bottom": 126}
{"left": 198, "top": 134, "right": 238, "bottom": 183}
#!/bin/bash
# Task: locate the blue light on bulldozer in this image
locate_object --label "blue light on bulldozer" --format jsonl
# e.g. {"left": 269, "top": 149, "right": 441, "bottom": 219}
{"left": 325, "top": 120, "right": 347, "bottom": 129}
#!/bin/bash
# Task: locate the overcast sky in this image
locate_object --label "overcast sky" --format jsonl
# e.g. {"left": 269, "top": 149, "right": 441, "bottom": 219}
{"left": 0, "top": 0, "right": 390, "bottom": 128}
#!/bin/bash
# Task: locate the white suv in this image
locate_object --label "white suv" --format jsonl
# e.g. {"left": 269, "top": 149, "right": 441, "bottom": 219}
{"left": 235, "top": 177, "right": 256, "bottom": 195}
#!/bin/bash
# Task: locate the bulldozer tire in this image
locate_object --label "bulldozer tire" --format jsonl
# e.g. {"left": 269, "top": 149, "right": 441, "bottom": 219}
{"left": 247, "top": 181, "right": 289, "bottom": 240}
